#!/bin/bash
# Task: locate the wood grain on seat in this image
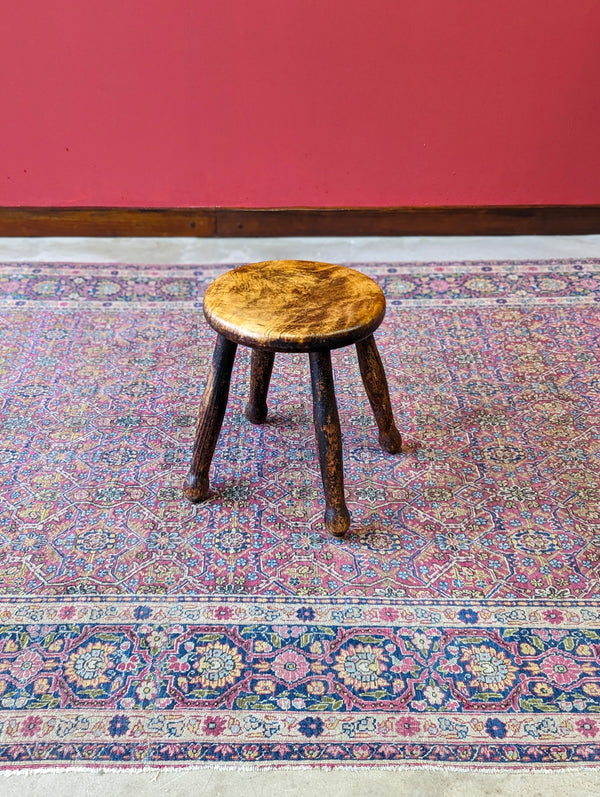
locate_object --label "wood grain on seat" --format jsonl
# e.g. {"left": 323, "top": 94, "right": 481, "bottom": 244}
{"left": 203, "top": 260, "right": 386, "bottom": 352}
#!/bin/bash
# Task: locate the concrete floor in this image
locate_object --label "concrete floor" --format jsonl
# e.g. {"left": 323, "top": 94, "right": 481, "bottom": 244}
{"left": 0, "top": 767, "right": 600, "bottom": 797}
{"left": 1, "top": 235, "right": 600, "bottom": 796}
{"left": 1, "top": 233, "right": 600, "bottom": 264}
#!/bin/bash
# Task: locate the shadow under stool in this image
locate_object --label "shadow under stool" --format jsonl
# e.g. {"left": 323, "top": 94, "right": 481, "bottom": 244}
{"left": 183, "top": 259, "right": 402, "bottom": 536}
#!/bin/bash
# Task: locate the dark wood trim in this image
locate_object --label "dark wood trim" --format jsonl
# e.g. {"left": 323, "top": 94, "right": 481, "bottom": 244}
{"left": 216, "top": 206, "right": 600, "bottom": 236}
{"left": 0, "top": 207, "right": 216, "bottom": 237}
{"left": 0, "top": 206, "right": 599, "bottom": 237}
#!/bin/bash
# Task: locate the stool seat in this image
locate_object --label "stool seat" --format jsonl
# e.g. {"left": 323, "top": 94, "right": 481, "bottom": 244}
{"left": 203, "top": 260, "right": 386, "bottom": 352}
{"left": 184, "top": 259, "right": 402, "bottom": 537}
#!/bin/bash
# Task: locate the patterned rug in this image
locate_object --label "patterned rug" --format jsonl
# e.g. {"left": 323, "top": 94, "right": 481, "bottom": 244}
{"left": 1, "top": 258, "right": 600, "bottom": 770}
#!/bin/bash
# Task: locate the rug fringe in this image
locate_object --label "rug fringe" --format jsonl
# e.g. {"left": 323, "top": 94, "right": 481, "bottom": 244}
{"left": 2, "top": 761, "right": 600, "bottom": 775}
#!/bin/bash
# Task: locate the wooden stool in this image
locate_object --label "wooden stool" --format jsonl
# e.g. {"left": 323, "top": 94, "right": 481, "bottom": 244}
{"left": 183, "top": 260, "right": 402, "bottom": 536}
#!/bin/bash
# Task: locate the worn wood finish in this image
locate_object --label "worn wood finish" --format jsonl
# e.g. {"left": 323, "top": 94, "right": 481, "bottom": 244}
{"left": 203, "top": 260, "right": 385, "bottom": 353}
{"left": 183, "top": 334, "right": 238, "bottom": 503}
{"left": 245, "top": 349, "right": 275, "bottom": 424}
{"left": 1, "top": 206, "right": 600, "bottom": 236}
{"left": 309, "top": 350, "right": 351, "bottom": 537}
{"left": 356, "top": 334, "right": 403, "bottom": 454}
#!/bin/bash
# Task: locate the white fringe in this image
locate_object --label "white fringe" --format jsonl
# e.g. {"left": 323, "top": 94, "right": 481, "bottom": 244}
{"left": 1, "top": 760, "right": 600, "bottom": 776}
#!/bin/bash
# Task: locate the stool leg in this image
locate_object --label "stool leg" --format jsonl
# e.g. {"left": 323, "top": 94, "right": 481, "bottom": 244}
{"left": 309, "top": 350, "right": 351, "bottom": 537}
{"left": 245, "top": 349, "right": 275, "bottom": 424}
{"left": 356, "top": 334, "right": 402, "bottom": 454}
{"left": 183, "top": 334, "right": 238, "bottom": 503}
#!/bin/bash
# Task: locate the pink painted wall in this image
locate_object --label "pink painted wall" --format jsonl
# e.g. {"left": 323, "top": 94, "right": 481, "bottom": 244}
{"left": 2, "top": 0, "right": 600, "bottom": 207}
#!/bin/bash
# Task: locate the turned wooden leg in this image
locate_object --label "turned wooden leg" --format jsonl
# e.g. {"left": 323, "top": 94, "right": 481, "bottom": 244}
{"left": 309, "top": 350, "right": 351, "bottom": 536}
{"left": 356, "top": 334, "right": 402, "bottom": 454}
{"left": 245, "top": 349, "right": 275, "bottom": 424}
{"left": 183, "top": 334, "right": 238, "bottom": 502}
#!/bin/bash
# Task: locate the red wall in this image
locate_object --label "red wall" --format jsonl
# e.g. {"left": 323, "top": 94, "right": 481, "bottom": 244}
{"left": 2, "top": 0, "right": 600, "bottom": 207}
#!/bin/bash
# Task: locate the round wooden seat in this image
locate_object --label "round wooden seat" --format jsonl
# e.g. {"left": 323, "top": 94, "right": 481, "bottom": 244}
{"left": 184, "top": 259, "right": 402, "bottom": 537}
{"left": 203, "top": 260, "right": 386, "bottom": 352}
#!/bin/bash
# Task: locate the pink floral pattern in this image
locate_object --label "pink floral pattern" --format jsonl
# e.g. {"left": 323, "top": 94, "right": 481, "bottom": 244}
{"left": 540, "top": 654, "right": 584, "bottom": 686}
{"left": 272, "top": 650, "right": 310, "bottom": 683}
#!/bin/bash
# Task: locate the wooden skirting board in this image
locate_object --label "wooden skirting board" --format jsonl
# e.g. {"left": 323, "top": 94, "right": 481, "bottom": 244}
{"left": 0, "top": 206, "right": 599, "bottom": 237}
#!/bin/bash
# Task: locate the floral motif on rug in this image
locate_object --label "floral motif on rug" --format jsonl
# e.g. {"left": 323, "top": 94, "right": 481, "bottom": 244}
{"left": 0, "top": 258, "right": 600, "bottom": 768}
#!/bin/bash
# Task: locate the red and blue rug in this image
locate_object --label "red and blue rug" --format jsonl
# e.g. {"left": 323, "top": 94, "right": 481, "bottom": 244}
{"left": 0, "top": 258, "right": 600, "bottom": 769}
